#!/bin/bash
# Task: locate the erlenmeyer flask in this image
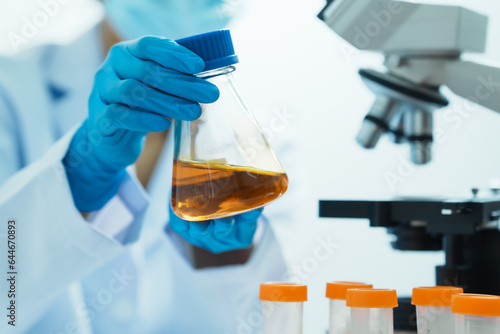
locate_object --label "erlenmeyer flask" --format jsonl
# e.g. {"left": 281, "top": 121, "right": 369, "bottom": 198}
{"left": 171, "top": 30, "right": 288, "bottom": 221}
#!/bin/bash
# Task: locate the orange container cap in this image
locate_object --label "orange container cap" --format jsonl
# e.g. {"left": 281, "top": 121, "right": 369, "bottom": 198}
{"left": 346, "top": 288, "right": 398, "bottom": 308}
{"left": 451, "top": 294, "right": 500, "bottom": 317}
{"left": 412, "top": 286, "right": 463, "bottom": 306}
{"left": 259, "top": 283, "right": 307, "bottom": 302}
{"left": 326, "top": 282, "right": 373, "bottom": 300}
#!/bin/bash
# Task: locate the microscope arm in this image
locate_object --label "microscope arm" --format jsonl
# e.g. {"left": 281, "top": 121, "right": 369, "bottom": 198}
{"left": 443, "top": 60, "right": 500, "bottom": 113}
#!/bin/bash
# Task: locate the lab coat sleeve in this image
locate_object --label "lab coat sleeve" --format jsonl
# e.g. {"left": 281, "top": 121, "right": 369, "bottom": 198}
{"left": 0, "top": 129, "right": 149, "bottom": 333}
{"left": 86, "top": 168, "right": 149, "bottom": 243}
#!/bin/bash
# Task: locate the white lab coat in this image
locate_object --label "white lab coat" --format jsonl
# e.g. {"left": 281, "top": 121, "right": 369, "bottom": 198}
{"left": 0, "top": 25, "right": 287, "bottom": 334}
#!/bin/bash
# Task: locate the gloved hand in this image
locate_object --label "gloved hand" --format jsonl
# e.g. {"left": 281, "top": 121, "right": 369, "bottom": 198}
{"left": 64, "top": 36, "right": 219, "bottom": 212}
{"left": 168, "top": 207, "right": 264, "bottom": 253}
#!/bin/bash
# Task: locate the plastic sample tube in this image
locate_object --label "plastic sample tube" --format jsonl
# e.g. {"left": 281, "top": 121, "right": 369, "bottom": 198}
{"left": 451, "top": 293, "right": 500, "bottom": 334}
{"left": 346, "top": 288, "right": 398, "bottom": 334}
{"left": 412, "top": 286, "right": 463, "bottom": 334}
{"left": 259, "top": 283, "right": 308, "bottom": 334}
{"left": 326, "top": 282, "right": 373, "bottom": 334}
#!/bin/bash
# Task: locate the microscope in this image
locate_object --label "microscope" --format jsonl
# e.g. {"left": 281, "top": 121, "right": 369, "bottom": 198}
{"left": 318, "top": 0, "right": 500, "bottom": 331}
{"left": 318, "top": 0, "right": 500, "bottom": 165}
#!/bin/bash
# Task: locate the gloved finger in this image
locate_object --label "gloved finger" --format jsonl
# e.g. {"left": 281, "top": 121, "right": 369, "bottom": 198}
{"left": 235, "top": 208, "right": 263, "bottom": 246}
{"left": 124, "top": 37, "right": 205, "bottom": 74}
{"left": 168, "top": 212, "right": 190, "bottom": 235}
{"left": 190, "top": 221, "right": 239, "bottom": 253}
{"left": 236, "top": 220, "right": 258, "bottom": 247}
{"left": 103, "top": 104, "right": 171, "bottom": 133}
{"left": 103, "top": 79, "right": 202, "bottom": 121}
{"left": 112, "top": 55, "right": 219, "bottom": 104}
{"left": 188, "top": 221, "right": 213, "bottom": 238}
{"left": 237, "top": 208, "right": 264, "bottom": 223}
{"left": 168, "top": 206, "right": 191, "bottom": 231}
{"left": 212, "top": 216, "right": 237, "bottom": 239}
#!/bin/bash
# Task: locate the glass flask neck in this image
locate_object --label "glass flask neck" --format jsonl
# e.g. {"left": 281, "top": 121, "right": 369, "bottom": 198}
{"left": 196, "top": 65, "right": 236, "bottom": 79}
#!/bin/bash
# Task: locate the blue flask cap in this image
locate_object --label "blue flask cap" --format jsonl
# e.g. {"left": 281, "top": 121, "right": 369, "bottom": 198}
{"left": 176, "top": 30, "right": 239, "bottom": 72}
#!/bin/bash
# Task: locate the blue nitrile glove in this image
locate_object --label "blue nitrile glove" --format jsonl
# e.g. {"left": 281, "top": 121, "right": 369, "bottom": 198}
{"left": 168, "top": 207, "right": 264, "bottom": 253}
{"left": 63, "top": 36, "right": 219, "bottom": 212}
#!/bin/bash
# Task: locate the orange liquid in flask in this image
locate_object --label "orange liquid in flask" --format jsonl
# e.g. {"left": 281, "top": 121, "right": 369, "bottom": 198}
{"left": 171, "top": 159, "right": 288, "bottom": 221}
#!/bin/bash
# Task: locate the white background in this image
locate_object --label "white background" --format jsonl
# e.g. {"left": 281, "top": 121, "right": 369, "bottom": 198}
{"left": 1, "top": 0, "right": 500, "bottom": 333}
